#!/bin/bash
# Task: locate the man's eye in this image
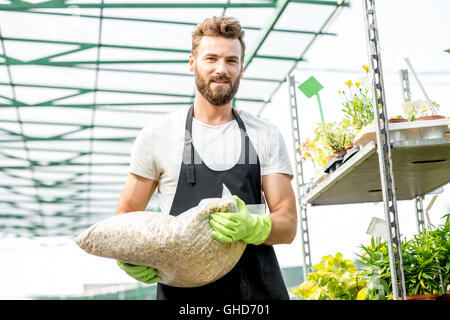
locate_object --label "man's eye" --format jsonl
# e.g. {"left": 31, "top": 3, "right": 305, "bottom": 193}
{"left": 206, "top": 57, "right": 216, "bottom": 61}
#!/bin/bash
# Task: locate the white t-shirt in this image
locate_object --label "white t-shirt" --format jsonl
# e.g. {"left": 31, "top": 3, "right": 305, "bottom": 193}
{"left": 130, "top": 106, "right": 293, "bottom": 214}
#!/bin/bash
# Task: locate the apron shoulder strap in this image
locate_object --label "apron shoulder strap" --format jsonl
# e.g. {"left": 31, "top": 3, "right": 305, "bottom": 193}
{"left": 184, "top": 106, "right": 196, "bottom": 184}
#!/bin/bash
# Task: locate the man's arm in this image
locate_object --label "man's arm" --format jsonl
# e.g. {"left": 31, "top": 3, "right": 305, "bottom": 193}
{"left": 262, "top": 173, "right": 297, "bottom": 245}
{"left": 115, "top": 173, "right": 158, "bottom": 215}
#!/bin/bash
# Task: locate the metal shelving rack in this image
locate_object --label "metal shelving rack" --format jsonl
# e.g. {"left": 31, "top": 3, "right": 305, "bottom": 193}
{"left": 289, "top": 0, "right": 450, "bottom": 300}
{"left": 287, "top": 74, "right": 312, "bottom": 280}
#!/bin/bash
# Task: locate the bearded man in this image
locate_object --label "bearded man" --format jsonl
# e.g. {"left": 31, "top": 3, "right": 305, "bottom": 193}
{"left": 115, "top": 16, "right": 297, "bottom": 301}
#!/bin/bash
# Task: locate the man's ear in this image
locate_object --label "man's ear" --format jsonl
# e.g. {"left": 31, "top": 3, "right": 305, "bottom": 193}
{"left": 240, "top": 62, "right": 244, "bottom": 78}
{"left": 189, "top": 54, "right": 195, "bottom": 72}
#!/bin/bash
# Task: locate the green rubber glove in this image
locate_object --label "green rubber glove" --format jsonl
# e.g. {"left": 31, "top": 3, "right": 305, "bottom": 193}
{"left": 209, "top": 196, "right": 272, "bottom": 245}
{"left": 116, "top": 261, "right": 161, "bottom": 284}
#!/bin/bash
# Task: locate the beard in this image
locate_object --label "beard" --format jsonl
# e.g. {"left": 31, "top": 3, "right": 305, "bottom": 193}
{"left": 195, "top": 68, "right": 240, "bottom": 106}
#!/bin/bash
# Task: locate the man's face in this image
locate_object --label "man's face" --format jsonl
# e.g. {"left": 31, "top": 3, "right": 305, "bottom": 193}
{"left": 190, "top": 36, "right": 244, "bottom": 106}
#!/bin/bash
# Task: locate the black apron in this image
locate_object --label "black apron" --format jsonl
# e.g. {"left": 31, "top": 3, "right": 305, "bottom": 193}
{"left": 156, "top": 105, "right": 289, "bottom": 301}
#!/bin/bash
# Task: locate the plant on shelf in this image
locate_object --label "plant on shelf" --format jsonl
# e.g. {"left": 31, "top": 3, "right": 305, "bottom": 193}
{"left": 298, "top": 138, "right": 330, "bottom": 175}
{"left": 289, "top": 252, "right": 365, "bottom": 300}
{"left": 388, "top": 115, "right": 408, "bottom": 123}
{"left": 339, "top": 65, "right": 375, "bottom": 132}
{"left": 402, "top": 99, "right": 443, "bottom": 121}
{"left": 314, "top": 118, "right": 355, "bottom": 156}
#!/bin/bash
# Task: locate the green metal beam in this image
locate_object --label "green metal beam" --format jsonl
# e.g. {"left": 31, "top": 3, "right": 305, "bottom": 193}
{"left": 0, "top": 59, "right": 190, "bottom": 66}
{"left": 0, "top": 82, "right": 266, "bottom": 103}
{"left": 290, "top": 0, "right": 345, "bottom": 5}
{"left": 256, "top": 0, "right": 346, "bottom": 115}
{"left": 0, "top": 81, "right": 194, "bottom": 99}
{"left": 0, "top": 137, "right": 134, "bottom": 142}
{"left": 0, "top": 2, "right": 277, "bottom": 10}
{"left": 0, "top": 37, "right": 191, "bottom": 54}
{"left": 244, "top": 0, "right": 291, "bottom": 70}
{"left": 0, "top": 118, "right": 141, "bottom": 130}
{"left": 1, "top": 145, "right": 129, "bottom": 156}
{"left": 1, "top": 10, "right": 337, "bottom": 36}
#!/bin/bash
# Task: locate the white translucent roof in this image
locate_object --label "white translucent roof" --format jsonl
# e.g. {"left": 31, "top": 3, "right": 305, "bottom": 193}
{"left": 0, "top": 0, "right": 347, "bottom": 237}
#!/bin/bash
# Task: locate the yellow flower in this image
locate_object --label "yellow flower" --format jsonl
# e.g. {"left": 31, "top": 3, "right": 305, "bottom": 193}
{"left": 363, "top": 65, "right": 370, "bottom": 73}
{"left": 355, "top": 81, "right": 361, "bottom": 87}
{"left": 345, "top": 80, "right": 352, "bottom": 87}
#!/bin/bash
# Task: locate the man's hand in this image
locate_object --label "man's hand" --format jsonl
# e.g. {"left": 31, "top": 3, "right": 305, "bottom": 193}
{"left": 209, "top": 196, "right": 272, "bottom": 245}
{"left": 116, "top": 261, "right": 161, "bottom": 284}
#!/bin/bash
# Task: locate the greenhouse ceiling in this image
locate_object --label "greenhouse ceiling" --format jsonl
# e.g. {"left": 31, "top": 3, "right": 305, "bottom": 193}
{"left": 0, "top": 0, "right": 347, "bottom": 238}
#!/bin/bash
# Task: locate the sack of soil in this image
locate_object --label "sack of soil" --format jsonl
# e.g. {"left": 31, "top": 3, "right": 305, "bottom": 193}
{"left": 74, "top": 197, "right": 246, "bottom": 288}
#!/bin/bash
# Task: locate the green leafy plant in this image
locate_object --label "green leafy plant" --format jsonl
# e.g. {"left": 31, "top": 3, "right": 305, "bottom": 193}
{"left": 314, "top": 119, "right": 355, "bottom": 154}
{"left": 402, "top": 229, "right": 441, "bottom": 295}
{"left": 289, "top": 253, "right": 365, "bottom": 300}
{"left": 340, "top": 65, "right": 375, "bottom": 131}
{"left": 426, "top": 214, "right": 450, "bottom": 293}
{"left": 355, "top": 237, "right": 393, "bottom": 300}
{"left": 357, "top": 216, "right": 449, "bottom": 299}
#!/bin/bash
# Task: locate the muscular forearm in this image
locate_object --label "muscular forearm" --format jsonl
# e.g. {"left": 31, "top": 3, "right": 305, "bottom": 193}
{"left": 115, "top": 173, "right": 158, "bottom": 215}
{"left": 115, "top": 200, "right": 146, "bottom": 215}
{"left": 263, "top": 210, "right": 297, "bottom": 245}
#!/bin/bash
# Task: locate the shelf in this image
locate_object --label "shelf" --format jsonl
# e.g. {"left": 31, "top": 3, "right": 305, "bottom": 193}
{"left": 302, "top": 135, "right": 450, "bottom": 206}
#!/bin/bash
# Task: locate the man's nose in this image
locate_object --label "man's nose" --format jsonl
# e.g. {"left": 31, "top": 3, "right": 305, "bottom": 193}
{"left": 214, "top": 59, "right": 227, "bottom": 74}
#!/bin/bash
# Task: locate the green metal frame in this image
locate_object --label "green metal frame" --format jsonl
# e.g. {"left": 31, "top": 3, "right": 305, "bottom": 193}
{"left": 0, "top": 0, "right": 347, "bottom": 237}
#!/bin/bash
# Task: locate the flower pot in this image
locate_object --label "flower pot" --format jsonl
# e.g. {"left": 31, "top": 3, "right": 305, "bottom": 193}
{"left": 342, "top": 145, "right": 360, "bottom": 164}
{"left": 388, "top": 118, "right": 408, "bottom": 123}
{"left": 437, "top": 293, "right": 450, "bottom": 301}
{"left": 333, "top": 150, "right": 346, "bottom": 156}
{"left": 403, "top": 294, "right": 438, "bottom": 300}
{"left": 416, "top": 115, "right": 446, "bottom": 121}
{"left": 344, "top": 144, "right": 353, "bottom": 152}
{"left": 323, "top": 153, "right": 345, "bottom": 174}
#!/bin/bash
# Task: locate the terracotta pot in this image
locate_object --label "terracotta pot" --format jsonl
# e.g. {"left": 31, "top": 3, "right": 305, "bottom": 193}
{"left": 403, "top": 294, "right": 438, "bottom": 300}
{"left": 345, "top": 144, "right": 353, "bottom": 152}
{"left": 416, "top": 115, "right": 446, "bottom": 121}
{"left": 437, "top": 293, "right": 450, "bottom": 301}
{"left": 333, "top": 150, "right": 346, "bottom": 156}
{"left": 388, "top": 118, "right": 408, "bottom": 123}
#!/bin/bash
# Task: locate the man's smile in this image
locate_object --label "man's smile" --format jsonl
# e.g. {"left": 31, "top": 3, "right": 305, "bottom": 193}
{"left": 210, "top": 78, "right": 230, "bottom": 86}
{"left": 211, "top": 80, "right": 229, "bottom": 86}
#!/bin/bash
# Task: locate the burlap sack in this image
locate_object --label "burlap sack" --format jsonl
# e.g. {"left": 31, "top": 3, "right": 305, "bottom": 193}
{"left": 74, "top": 197, "right": 246, "bottom": 287}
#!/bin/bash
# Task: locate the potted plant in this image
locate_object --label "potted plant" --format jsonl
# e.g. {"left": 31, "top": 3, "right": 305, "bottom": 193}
{"left": 289, "top": 252, "right": 365, "bottom": 300}
{"left": 357, "top": 215, "right": 449, "bottom": 300}
{"left": 402, "top": 99, "right": 445, "bottom": 121}
{"left": 298, "top": 138, "right": 331, "bottom": 176}
{"left": 313, "top": 119, "right": 355, "bottom": 173}
{"left": 388, "top": 115, "right": 408, "bottom": 123}
{"left": 355, "top": 237, "right": 393, "bottom": 300}
{"left": 430, "top": 213, "right": 450, "bottom": 300}
{"left": 402, "top": 231, "right": 441, "bottom": 300}
{"left": 340, "top": 65, "right": 375, "bottom": 132}
{"left": 314, "top": 119, "right": 355, "bottom": 156}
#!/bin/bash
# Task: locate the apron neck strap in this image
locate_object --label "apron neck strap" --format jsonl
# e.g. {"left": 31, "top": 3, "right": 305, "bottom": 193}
{"left": 183, "top": 105, "right": 249, "bottom": 184}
